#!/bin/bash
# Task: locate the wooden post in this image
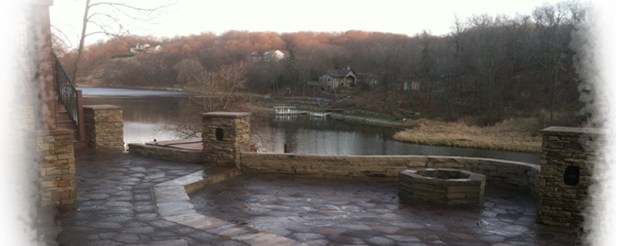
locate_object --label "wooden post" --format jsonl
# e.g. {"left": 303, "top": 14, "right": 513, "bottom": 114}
{"left": 25, "top": 5, "right": 56, "bottom": 130}
{"left": 76, "top": 90, "right": 85, "bottom": 142}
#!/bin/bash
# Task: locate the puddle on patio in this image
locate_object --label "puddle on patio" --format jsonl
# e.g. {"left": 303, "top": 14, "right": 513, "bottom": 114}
{"left": 189, "top": 173, "right": 581, "bottom": 245}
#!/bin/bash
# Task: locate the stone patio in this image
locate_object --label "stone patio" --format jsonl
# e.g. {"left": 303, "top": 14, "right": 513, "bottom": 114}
{"left": 55, "top": 150, "right": 583, "bottom": 245}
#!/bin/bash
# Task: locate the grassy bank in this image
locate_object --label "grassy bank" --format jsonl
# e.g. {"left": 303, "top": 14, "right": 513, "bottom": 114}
{"left": 393, "top": 117, "right": 543, "bottom": 153}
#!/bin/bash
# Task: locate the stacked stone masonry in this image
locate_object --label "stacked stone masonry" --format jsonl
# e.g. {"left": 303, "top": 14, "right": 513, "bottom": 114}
{"left": 240, "top": 153, "right": 540, "bottom": 197}
{"left": 202, "top": 112, "right": 250, "bottom": 167}
{"left": 38, "top": 130, "right": 76, "bottom": 207}
{"left": 84, "top": 105, "right": 124, "bottom": 151}
{"left": 537, "top": 126, "right": 601, "bottom": 229}
{"left": 0, "top": 122, "right": 11, "bottom": 181}
{"left": 0, "top": 105, "right": 34, "bottom": 154}
{"left": 399, "top": 168, "right": 486, "bottom": 205}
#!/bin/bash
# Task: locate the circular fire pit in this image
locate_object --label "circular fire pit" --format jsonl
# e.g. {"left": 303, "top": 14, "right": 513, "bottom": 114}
{"left": 399, "top": 168, "right": 486, "bottom": 205}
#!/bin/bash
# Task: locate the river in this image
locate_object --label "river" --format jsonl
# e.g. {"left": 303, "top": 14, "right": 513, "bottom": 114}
{"left": 80, "top": 87, "right": 541, "bottom": 164}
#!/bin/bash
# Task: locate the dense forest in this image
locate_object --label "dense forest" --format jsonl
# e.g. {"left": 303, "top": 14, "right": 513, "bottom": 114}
{"left": 56, "top": 0, "right": 588, "bottom": 126}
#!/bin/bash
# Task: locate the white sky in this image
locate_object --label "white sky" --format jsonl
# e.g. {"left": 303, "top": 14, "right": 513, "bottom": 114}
{"left": 50, "top": 0, "right": 568, "bottom": 48}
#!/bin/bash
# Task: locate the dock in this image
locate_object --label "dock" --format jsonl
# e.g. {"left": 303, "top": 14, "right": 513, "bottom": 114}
{"left": 274, "top": 106, "right": 305, "bottom": 115}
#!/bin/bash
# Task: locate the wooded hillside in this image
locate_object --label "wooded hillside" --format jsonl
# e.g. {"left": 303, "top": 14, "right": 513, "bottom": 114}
{"left": 57, "top": 0, "right": 589, "bottom": 126}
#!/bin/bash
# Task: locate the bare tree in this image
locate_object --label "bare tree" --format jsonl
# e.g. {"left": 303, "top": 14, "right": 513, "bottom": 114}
{"left": 72, "top": 0, "right": 175, "bottom": 82}
{"left": 174, "top": 59, "right": 251, "bottom": 112}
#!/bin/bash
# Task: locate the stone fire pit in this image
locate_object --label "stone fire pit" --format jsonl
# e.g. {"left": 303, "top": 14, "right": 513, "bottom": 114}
{"left": 399, "top": 168, "right": 486, "bottom": 205}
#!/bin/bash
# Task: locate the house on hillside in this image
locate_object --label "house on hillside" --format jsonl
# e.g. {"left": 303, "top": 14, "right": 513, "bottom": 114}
{"left": 249, "top": 49, "right": 286, "bottom": 63}
{"left": 319, "top": 68, "right": 357, "bottom": 92}
{"left": 403, "top": 81, "right": 420, "bottom": 91}
{"left": 356, "top": 72, "right": 379, "bottom": 86}
{"left": 130, "top": 43, "right": 161, "bottom": 53}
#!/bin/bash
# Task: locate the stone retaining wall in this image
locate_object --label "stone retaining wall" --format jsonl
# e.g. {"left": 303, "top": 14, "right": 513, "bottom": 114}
{"left": 38, "top": 129, "right": 76, "bottom": 207}
{"left": 128, "top": 143, "right": 202, "bottom": 163}
{"left": 0, "top": 105, "right": 34, "bottom": 154}
{"left": 240, "top": 153, "right": 540, "bottom": 196}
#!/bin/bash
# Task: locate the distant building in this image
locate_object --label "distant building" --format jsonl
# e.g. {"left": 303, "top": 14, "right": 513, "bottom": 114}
{"left": 403, "top": 81, "right": 420, "bottom": 91}
{"left": 249, "top": 50, "right": 286, "bottom": 63}
{"left": 319, "top": 68, "right": 357, "bottom": 92}
{"left": 130, "top": 43, "right": 161, "bottom": 53}
{"left": 356, "top": 72, "right": 378, "bottom": 86}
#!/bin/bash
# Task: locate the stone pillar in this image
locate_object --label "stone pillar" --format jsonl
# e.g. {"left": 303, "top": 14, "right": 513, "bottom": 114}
{"left": 84, "top": 105, "right": 124, "bottom": 151}
{"left": 537, "top": 126, "right": 600, "bottom": 229}
{"left": 202, "top": 112, "right": 251, "bottom": 167}
{"left": 0, "top": 122, "right": 11, "bottom": 180}
{"left": 32, "top": 0, "right": 57, "bottom": 130}
{"left": 38, "top": 129, "right": 76, "bottom": 207}
{"left": 0, "top": 105, "right": 34, "bottom": 154}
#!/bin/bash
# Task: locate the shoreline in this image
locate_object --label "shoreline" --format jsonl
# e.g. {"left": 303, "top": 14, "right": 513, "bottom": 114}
{"left": 78, "top": 86, "right": 542, "bottom": 154}
{"left": 267, "top": 107, "right": 542, "bottom": 154}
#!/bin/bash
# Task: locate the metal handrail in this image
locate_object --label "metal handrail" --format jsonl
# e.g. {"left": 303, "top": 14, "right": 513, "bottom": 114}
{"left": 10, "top": 22, "right": 85, "bottom": 140}
{"left": 53, "top": 52, "right": 80, "bottom": 127}
{"left": 11, "top": 48, "right": 33, "bottom": 105}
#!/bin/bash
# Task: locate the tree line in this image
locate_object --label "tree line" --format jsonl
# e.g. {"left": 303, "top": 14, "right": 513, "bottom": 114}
{"left": 57, "top": 0, "right": 588, "bottom": 126}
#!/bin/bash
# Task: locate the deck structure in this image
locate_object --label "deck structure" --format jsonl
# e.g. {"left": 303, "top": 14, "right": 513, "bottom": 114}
{"left": 273, "top": 106, "right": 303, "bottom": 115}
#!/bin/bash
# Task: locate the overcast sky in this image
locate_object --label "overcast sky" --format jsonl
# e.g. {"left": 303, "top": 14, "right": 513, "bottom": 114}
{"left": 51, "top": 0, "right": 568, "bottom": 48}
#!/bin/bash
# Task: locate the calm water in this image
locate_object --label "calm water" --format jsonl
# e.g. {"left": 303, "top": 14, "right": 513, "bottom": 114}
{"left": 80, "top": 87, "right": 541, "bottom": 164}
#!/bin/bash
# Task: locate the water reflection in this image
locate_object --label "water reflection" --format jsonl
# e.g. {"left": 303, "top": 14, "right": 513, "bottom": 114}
{"left": 263, "top": 115, "right": 540, "bottom": 164}
{"left": 80, "top": 87, "right": 540, "bottom": 164}
{"left": 82, "top": 93, "right": 184, "bottom": 144}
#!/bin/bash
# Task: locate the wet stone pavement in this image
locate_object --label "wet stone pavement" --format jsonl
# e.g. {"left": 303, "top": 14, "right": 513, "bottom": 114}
{"left": 56, "top": 151, "right": 247, "bottom": 246}
{"left": 56, "top": 151, "right": 582, "bottom": 246}
{"left": 190, "top": 174, "right": 583, "bottom": 246}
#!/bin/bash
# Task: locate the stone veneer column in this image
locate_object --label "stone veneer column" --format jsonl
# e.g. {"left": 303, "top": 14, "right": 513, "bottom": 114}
{"left": 537, "top": 126, "right": 601, "bottom": 229}
{"left": 0, "top": 105, "right": 34, "bottom": 154}
{"left": 84, "top": 105, "right": 124, "bottom": 151}
{"left": 202, "top": 112, "right": 251, "bottom": 167}
{"left": 0, "top": 122, "right": 11, "bottom": 180}
{"left": 38, "top": 129, "right": 76, "bottom": 207}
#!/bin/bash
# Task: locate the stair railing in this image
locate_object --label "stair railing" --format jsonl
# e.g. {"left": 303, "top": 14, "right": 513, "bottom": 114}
{"left": 11, "top": 49, "right": 33, "bottom": 105}
{"left": 53, "top": 52, "right": 85, "bottom": 141}
{"left": 10, "top": 22, "right": 86, "bottom": 141}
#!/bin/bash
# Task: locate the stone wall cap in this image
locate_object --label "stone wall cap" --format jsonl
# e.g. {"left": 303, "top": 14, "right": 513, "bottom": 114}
{"left": 540, "top": 126, "right": 603, "bottom": 136}
{"left": 84, "top": 105, "right": 123, "bottom": 110}
{"left": 37, "top": 129, "right": 73, "bottom": 135}
{"left": 202, "top": 112, "right": 251, "bottom": 118}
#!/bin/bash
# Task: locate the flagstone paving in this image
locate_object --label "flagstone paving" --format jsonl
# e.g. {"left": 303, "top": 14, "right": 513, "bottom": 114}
{"left": 189, "top": 174, "right": 584, "bottom": 246}
{"left": 56, "top": 150, "right": 583, "bottom": 246}
{"left": 55, "top": 151, "right": 247, "bottom": 246}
